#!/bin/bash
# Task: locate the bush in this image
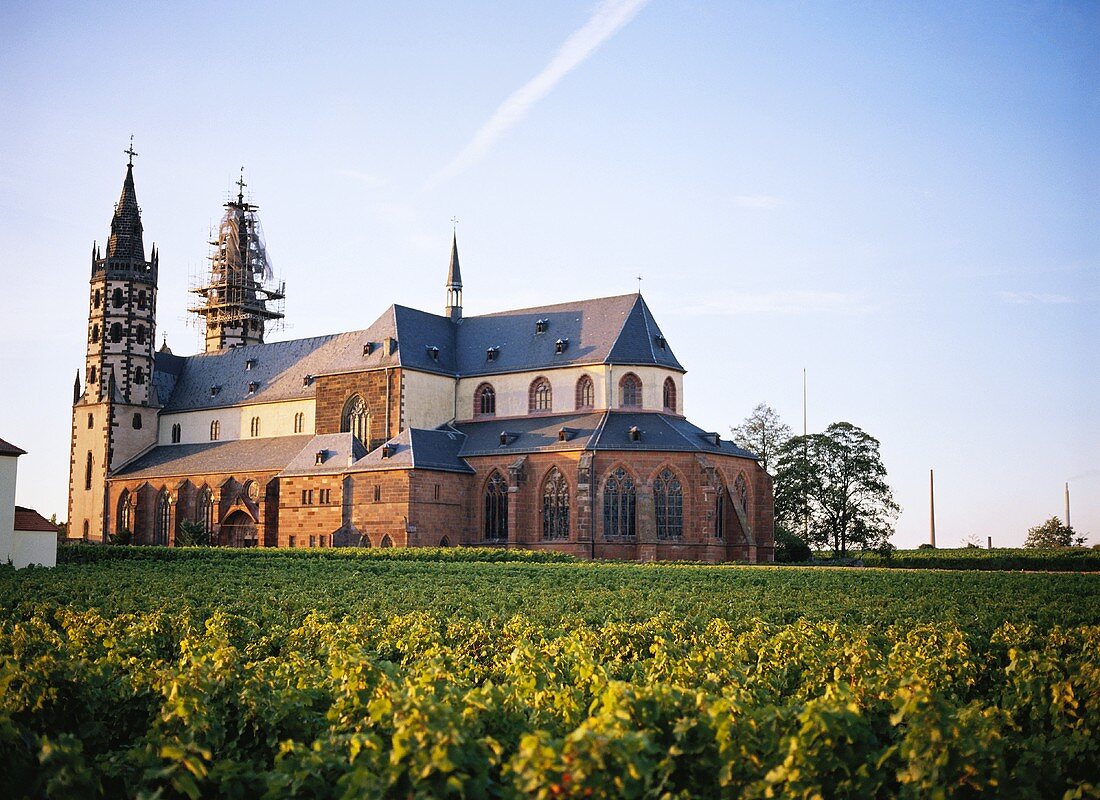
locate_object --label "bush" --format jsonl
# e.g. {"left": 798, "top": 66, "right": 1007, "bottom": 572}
{"left": 110, "top": 528, "right": 132, "bottom": 545}
{"left": 175, "top": 521, "right": 209, "bottom": 547}
{"left": 774, "top": 527, "right": 812, "bottom": 563}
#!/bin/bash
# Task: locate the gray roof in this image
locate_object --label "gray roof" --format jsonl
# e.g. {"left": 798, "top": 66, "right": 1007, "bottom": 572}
{"left": 0, "top": 436, "right": 26, "bottom": 457}
{"left": 349, "top": 428, "right": 474, "bottom": 474}
{"left": 279, "top": 433, "right": 367, "bottom": 476}
{"left": 154, "top": 294, "right": 683, "bottom": 411}
{"left": 113, "top": 435, "right": 313, "bottom": 479}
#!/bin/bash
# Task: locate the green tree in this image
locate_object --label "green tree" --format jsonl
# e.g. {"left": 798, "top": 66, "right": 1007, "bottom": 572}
{"left": 730, "top": 402, "right": 791, "bottom": 474}
{"left": 1023, "top": 517, "right": 1083, "bottom": 549}
{"left": 176, "top": 520, "right": 210, "bottom": 547}
{"left": 774, "top": 422, "right": 899, "bottom": 556}
{"left": 773, "top": 526, "right": 812, "bottom": 563}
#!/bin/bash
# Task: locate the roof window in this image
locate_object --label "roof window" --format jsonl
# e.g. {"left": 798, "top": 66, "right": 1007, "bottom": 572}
{"left": 555, "top": 338, "right": 568, "bottom": 354}
{"left": 628, "top": 426, "right": 641, "bottom": 442}
{"left": 210, "top": 385, "right": 221, "bottom": 397}
{"left": 655, "top": 335, "right": 667, "bottom": 350}
{"left": 499, "top": 431, "right": 517, "bottom": 446}
{"left": 486, "top": 346, "right": 499, "bottom": 362}
{"left": 426, "top": 345, "right": 440, "bottom": 361}
{"left": 363, "top": 342, "right": 373, "bottom": 356}
{"left": 247, "top": 381, "right": 259, "bottom": 394}
{"left": 245, "top": 359, "right": 257, "bottom": 371}
{"left": 381, "top": 443, "right": 394, "bottom": 459}
{"left": 558, "top": 427, "right": 575, "bottom": 442}
{"left": 702, "top": 432, "right": 721, "bottom": 446}
{"left": 302, "top": 374, "right": 313, "bottom": 386}
{"left": 315, "top": 450, "right": 327, "bottom": 465}
{"left": 535, "top": 319, "right": 548, "bottom": 334}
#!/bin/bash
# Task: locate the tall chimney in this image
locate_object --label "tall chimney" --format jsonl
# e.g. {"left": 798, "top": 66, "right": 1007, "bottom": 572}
{"left": 1065, "top": 482, "right": 1071, "bottom": 529}
{"left": 929, "top": 469, "right": 936, "bottom": 548}
{"left": 987, "top": 535, "right": 992, "bottom": 550}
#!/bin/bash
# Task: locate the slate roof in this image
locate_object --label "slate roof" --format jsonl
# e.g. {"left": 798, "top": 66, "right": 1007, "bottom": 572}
{"left": 113, "top": 435, "right": 313, "bottom": 479}
{"left": 152, "top": 294, "right": 684, "bottom": 412}
{"left": 279, "top": 433, "right": 367, "bottom": 477}
{"left": 14, "top": 506, "right": 58, "bottom": 532}
{"left": 0, "top": 437, "right": 26, "bottom": 457}
{"left": 348, "top": 428, "right": 474, "bottom": 474}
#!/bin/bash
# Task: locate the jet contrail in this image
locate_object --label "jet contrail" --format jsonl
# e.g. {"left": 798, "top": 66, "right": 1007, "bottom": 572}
{"left": 431, "top": 0, "right": 650, "bottom": 185}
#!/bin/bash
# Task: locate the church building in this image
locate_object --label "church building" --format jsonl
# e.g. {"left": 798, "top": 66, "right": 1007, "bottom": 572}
{"left": 68, "top": 156, "right": 774, "bottom": 562}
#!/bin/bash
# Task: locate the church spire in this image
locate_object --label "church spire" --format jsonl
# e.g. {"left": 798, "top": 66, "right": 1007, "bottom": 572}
{"left": 106, "top": 142, "right": 145, "bottom": 262}
{"left": 445, "top": 228, "right": 463, "bottom": 322}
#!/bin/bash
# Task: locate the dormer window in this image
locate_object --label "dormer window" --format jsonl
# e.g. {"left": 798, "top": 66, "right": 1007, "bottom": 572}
{"left": 628, "top": 426, "right": 641, "bottom": 442}
{"left": 210, "top": 385, "right": 221, "bottom": 397}
{"left": 535, "top": 319, "right": 548, "bottom": 334}
{"left": 655, "top": 335, "right": 667, "bottom": 350}
{"left": 245, "top": 359, "right": 256, "bottom": 371}
{"left": 554, "top": 338, "right": 568, "bottom": 354}
{"left": 247, "top": 381, "right": 258, "bottom": 394}
{"left": 302, "top": 374, "right": 313, "bottom": 386}
{"left": 315, "top": 450, "right": 326, "bottom": 465}
{"left": 381, "top": 443, "right": 394, "bottom": 459}
{"left": 486, "top": 346, "right": 499, "bottom": 362}
{"left": 499, "top": 431, "right": 517, "bottom": 446}
{"left": 426, "top": 346, "right": 439, "bottom": 361}
{"left": 558, "top": 427, "right": 575, "bottom": 442}
{"left": 701, "top": 432, "right": 721, "bottom": 446}
{"left": 363, "top": 343, "right": 373, "bottom": 356}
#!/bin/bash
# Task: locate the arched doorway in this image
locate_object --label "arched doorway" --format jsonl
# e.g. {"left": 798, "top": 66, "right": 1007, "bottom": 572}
{"left": 218, "top": 509, "right": 258, "bottom": 547}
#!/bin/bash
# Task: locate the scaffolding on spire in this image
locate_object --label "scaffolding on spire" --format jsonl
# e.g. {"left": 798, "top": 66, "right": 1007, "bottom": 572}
{"left": 188, "top": 183, "right": 285, "bottom": 352}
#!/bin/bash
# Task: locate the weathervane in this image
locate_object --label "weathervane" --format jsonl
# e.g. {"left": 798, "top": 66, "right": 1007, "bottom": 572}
{"left": 124, "top": 135, "right": 138, "bottom": 167}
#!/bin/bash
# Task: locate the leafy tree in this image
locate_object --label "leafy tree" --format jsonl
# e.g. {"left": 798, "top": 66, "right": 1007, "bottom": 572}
{"left": 773, "top": 526, "right": 812, "bottom": 563}
{"left": 176, "top": 520, "right": 210, "bottom": 547}
{"left": 1023, "top": 517, "right": 1083, "bottom": 549}
{"left": 111, "top": 528, "right": 132, "bottom": 545}
{"left": 730, "top": 403, "right": 791, "bottom": 474}
{"left": 774, "top": 422, "right": 899, "bottom": 556}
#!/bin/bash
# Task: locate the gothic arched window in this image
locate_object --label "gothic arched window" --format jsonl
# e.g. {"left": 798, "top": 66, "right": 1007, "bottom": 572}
{"left": 93, "top": 289, "right": 101, "bottom": 309}
{"left": 210, "top": 420, "right": 220, "bottom": 441}
{"left": 542, "top": 468, "right": 570, "bottom": 540}
{"left": 84, "top": 451, "right": 93, "bottom": 490}
{"left": 249, "top": 416, "right": 260, "bottom": 437}
{"left": 112, "top": 287, "right": 124, "bottom": 308}
{"left": 484, "top": 471, "right": 508, "bottom": 540}
{"left": 134, "top": 366, "right": 145, "bottom": 385}
{"left": 654, "top": 468, "right": 683, "bottom": 539}
{"left": 155, "top": 489, "right": 171, "bottom": 546}
{"left": 663, "top": 377, "right": 677, "bottom": 413}
{"left": 575, "top": 375, "right": 595, "bottom": 410}
{"left": 529, "top": 377, "right": 552, "bottom": 413}
{"left": 341, "top": 395, "right": 368, "bottom": 444}
{"left": 474, "top": 383, "right": 496, "bottom": 416}
{"left": 91, "top": 324, "right": 99, "bottom": 343}
{"left": 109, "top": 323, "right": 123, "bottom": 343}
{"left": 88, "top": 366, "right": 97, "bottom": 386}
{"left": 715, "top": 482, "right": 728, "bottom": 540}
{"left": 136, "top": 325, "right": 146, "bottom": 345}
{"left": 619, "top": 373, "right": 642, "bottom": 408}
{"left": 138, "top": 290, "right": 147, "bottom": 310}
{"left": 117, "top": 490, "right": 132, "bottom": 535}
{"left": 380, "top": 534, "right": 393, "bottom": 548}
{"left": 197, "top": 488, "right": 213, "bottom": 536}
{"left": 734, "top": 473, "right": 748, "bottom": 512}
{"left": 293, "top": 412, "right": 304, "bottom": 433}
{"left": 603, "top": 467, "right": 636, "bottom": 538}
{"left": 171, "top": 423, "right": 181, "bottom": 443}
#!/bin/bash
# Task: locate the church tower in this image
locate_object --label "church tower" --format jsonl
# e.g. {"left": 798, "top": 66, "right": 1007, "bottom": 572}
{"left": 189, "top": 175, "right": 285, "bottom": 352}
{"left": 68, "top": 145, "right": 161, "bottom": 541}
{"left": 445, "top": 232, "right": 463, "bottom": 322}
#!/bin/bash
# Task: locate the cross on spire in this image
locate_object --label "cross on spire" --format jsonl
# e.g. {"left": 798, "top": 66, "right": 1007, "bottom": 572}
{"left": 636, "top": 274, "right": 643, "bottom": 294}
{"left": 450, "top": 216, "right": 459, "bottom": 231}
{"left": 124, "top": 135, "right": 138, "bottom": 167}
{"left": 236, "top": 167, "right": 247, "bottom": 203}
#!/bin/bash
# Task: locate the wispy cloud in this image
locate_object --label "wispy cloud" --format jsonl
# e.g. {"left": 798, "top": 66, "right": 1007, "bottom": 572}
{"left": 732, "top": 194, "right": 782, "bottom": 210}
{"left": 997, "top": 291, "right": 1074, "bottom": 305}
{"left": 430, "top": 0, "right": 650, "bottom": 186}
{"left": 673, "top": 291, "right": 870, "bottom": 316}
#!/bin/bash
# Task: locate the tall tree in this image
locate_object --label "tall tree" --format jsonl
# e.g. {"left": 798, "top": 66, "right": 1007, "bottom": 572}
{"left": 730, "top": 403, "right": 791, "bottom": 474}
{"left": 1023, "top": 517, "right": 1083, "bottom": 549}
{"left": 774, "top": 422, "right": 899, "bottom": 555}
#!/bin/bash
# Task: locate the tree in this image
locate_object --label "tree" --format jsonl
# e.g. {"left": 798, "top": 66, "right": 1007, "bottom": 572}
{"left": 1023, "top": 517, "right": 1083, "bottom": 549}
{"left": 773, "top": 421, "right": 899, "bottom": 556}
{"left": 730, "top": 403, "right": 791, "bottom": 474}
{"left": 176, "top": 520, "right": 210, "bottom": 547}
{"left": 773, "top": 526, "right": 812, "bottom": 563}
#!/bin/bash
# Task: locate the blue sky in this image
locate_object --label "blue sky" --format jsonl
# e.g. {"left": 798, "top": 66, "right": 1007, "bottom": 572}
{"left": 1, "top": 1, "right": 1096, "bottom": 546}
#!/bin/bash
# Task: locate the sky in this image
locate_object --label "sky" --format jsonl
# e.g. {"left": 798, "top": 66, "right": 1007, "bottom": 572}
{"left": 0, "top": 1, "right": 1096, "bottom": 548}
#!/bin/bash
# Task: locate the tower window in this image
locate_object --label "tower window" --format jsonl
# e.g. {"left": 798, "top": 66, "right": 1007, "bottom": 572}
{"left": 88, "top": 366, "right": 97, "bottom": 385}
{"left": 210, "top": 420, "right": 220, "bottom": 441}
{"left": 529, "top": 377, "right": 552, "bottom": 413}
{"left": 109, "top": 323, "right": 123, "bottom": 343}
{"left": 138, "top": 290, "right": 147, "bottom": 310}
{"left": 132, "top": 413, "right": 142, "bottom": 430}
{"left": 619, "top": 373, "right": 642, "bottom": 408}
{"left": 84, "top": 451, "right": 93, "bottom": 490}
{"left": 134, "top": 366, "right": 145, "bottom": 385}
{"left": 93, "top": 289, "right": 101, "bottom": 309}
{"left": 91, "top": 324, "right": 99, "bottom": 343}
{"left": 136, "top": 325, "right": 146, "bottom": 345}
{"left": 663, "top": 377, "right": 677, "bottom": 413}
{"left": 474, "top": 383, "right": 496, "bottom": 417}
{"left": 112, "top": 287, "right": 124, "bottom": 308}
{"left": 171, "top": 423, "right": 181, "bottom": 443}
{"left": 250, "top": 417, "right": 260, "bottom": 437}
{"left": 87, "top": 413, "right": 93, "bottom": 429}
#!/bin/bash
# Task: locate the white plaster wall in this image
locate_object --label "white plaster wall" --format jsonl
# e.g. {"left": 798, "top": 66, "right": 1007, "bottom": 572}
{"left": 69, "top": 405, "right": 109, "bottom": 541}
{"left": 455, "top": 364, "right": 683, "bottom": 421}
{"left": 403, "top": 370, "right": 458, "bottom": 429}
{"left": 0, "top": 454, "right": 16, "bottom": 563}
{"left": 158, "top": 399, "right": 316, "bottom": 445}
{"left": 112, "top": 405, "right": 159, "bottom": 469}
{"left": 12, "top": 530, "right": 56, "bottom": 569}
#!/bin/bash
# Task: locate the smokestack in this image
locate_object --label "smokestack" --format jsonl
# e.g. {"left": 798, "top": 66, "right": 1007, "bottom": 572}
{"left": 1065, "top": 482, "right": 1071, "bottom": 529}
{"left": 929, "top": 469, "right": 936, "bottom": 548}
{"left": 987, "top": 535, "right": 992, "bottom": 550}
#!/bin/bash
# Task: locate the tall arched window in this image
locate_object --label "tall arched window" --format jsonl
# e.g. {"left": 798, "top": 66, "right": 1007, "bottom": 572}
{"left": 714, "top": 482, "right": 728, "bottom": 540}
{"left": 619, "top": 373, "right": 642, "bottom": 408}
{"left": 575, "top": 375, "right": 595, "bottom": 409}
{"left": 171, "top": 423, "right": 181, "bottom": 443}
{"left": 136, "top": 325, "right": 146, "bottom": 344}
{"left": 88, "top": 366, "right": 97, "bottom": 385}
{"left": 249, "top": 416, "right": 260, "bottom": 437}
{"left": 341, "top": 395, "right": 368, "bottom": 443}
{"left": 474, "top": 383, "right": 496, "bottom": 416}
{"left": 134, "top": 366, "right": 145, "bottom": 385}
{"left": 542, "top": 468, "right": 570, "bottom": 540}
{"left": 91, "top": 324, "right": 99, "bottom": 342}
{"left": 155, "top": 489, "right": 171, "bottom": 546}
{"left": 654, "top": 468, "right": 683, "bottom": 539}
{"left": 380, "top": 534, "right": 393, "bottom": 548}
{"left": 529, "top": 377, "right": 552, "bottom": 413}
{"left": 663, "top": 377, "right": 677, "bottom": 413}
{"left": 197, "top": 488, "right": 213, "bottom": 536}
{"left": 112, "top": 287, "right": 124, "bottom": 308}
{"left": 137, "top": 290, "right": 147, "bottom": 310}
{"left": 84, "top": 451, "right": 93, "bottom": 490}
{"left": 293, "top": 412, "right": 305, "bottom": 433}
{"left": 734, "top": 473, "right": 748, "bottom": 512}
{"left": 603, "top": 467, "right": 636, "bottom": 537}
{"left": 93, "top": 289, "right": 101, "bottom": 309}
{"left": 109, "top": 323, "right": 123, "bottom": 343}
{"left": 484, "top": 472, "right": 509, "bottom": 540}
{"left": 117, "top": 490, "right": 132, "bottom": 534}
{"left": 210, "top": 420, "right": 220, "bottom": 441}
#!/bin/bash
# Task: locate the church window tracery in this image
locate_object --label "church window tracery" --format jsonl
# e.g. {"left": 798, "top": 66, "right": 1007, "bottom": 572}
{"left": 484, "top": 471, "right": 508, "bottom": 540}
{"left": 529, "top": 377, "right": 552, "bottom": 413}
{"left": 210, "top": 420, "right": 220, "bottom": 441}
{"left": 197, "top": 488, "right": 213, "bottom": 536}
{"left": 603, "top": 467, "right": 636, "bottom": 537}
{"left": 380, "top": 535, "right": 393, "bottom": 548}
{"left": 575, "top": 375, "right": 594, "bottom": 409}
{"left": 117, "top": 490, "right": 132, "bottom": 535}
{"left": 542, "top": 468, "right": 570, "bottom": 540}
{"left": 620, "top": 373, "right": 642, "bottom": 408}
{"left": 654, "top": 468, "right": 683, "bottom": 539}
{"left": 341, "top": 395, "right": 368, "bottom": 444}
{"left": 474, "top": 383, "right": 496, "bottom": 416}
{"left": 734, "top": 473, "right": 748, "bottom": 511}
{"left": 155, "top": 489, "right": 171, "bottom": 545}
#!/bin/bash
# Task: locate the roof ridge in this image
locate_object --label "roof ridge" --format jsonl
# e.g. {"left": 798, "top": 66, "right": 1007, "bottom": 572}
{"left": 589, "top": 410, "right": 612, "bottom": 449}
{"left": 470, "top": 293, "right": 640, "bottom": 319}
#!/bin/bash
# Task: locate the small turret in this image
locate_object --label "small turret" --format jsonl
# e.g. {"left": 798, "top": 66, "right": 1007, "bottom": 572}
{"left": 73, "top": 370, "right": 81, "bottom": 404}
{"left": 445, "top": 232, "right": 463, "bottom": 322}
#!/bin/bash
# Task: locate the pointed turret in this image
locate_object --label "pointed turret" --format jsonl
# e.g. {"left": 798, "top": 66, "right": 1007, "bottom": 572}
{"left": 106, "top": 163, "right": 145, "bottom": 261}
{"left": 73, "top": 370, "right": 82, "bottom": 404}
{"left": 445, "top": 232, "right": 463, "bottom": 322}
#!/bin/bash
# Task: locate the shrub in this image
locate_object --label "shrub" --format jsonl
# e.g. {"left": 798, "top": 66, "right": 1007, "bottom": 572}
{"left": 774, "top": 527, "right": 812, "bottom": 563}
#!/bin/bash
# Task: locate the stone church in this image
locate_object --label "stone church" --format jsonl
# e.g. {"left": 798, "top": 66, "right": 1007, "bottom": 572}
{"left": 68, "top": 156, "right": 774, "bottom": 562}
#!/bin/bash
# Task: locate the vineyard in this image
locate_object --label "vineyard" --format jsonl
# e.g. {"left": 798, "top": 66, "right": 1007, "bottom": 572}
{"left": 2, "top": 549, "right": 1098, "bottom": 798}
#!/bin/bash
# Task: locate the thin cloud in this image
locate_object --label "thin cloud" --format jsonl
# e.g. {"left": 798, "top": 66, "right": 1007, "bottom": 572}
{"left": 430, "top": 0, "right": 650, "bottom": 186}
{"left": 732, "top": 194, "right": 782, "bottom": 210}
{"left": 997, "top": 291, "right": 1074, "bottom": 305}
{"left": 674, "top": 291, "right": 870, "bottom": 316}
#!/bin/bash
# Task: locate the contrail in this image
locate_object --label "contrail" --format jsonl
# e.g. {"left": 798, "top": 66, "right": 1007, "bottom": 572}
{"left": 430, "top": 0, "right": 650, "bottom": 185}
